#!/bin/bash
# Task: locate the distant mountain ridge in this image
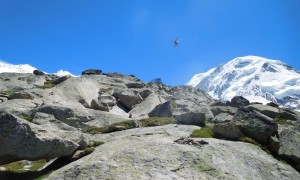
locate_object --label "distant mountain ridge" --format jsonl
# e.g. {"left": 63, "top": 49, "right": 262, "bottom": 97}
{"left": 0, "top": 61, "right": 76, "bottom": 77}
{"left": 187, "top": 56, "right": 300, "bottom": 111}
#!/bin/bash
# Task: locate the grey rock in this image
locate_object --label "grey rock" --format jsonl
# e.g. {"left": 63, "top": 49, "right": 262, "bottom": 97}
{"left": 212, "top": 113, "right": 234, "bottom": 123}
{"left": 210, "top": 106, "right": 237, "bottom": 116}
{"left": 233, "top": 107, "right": 278, "bottom": 143}
{"left": 230, "top": 96, "right": 250, "bottom": 107}
{"left": 98, "top": 95, "right": 116, "bottom": 107}
{"left": 125, "top": 82, "right": 145, "bottom": 88}
{"left": 47, "top": 125, "right": 300, "bottom": 180}
{"left": 129, "top": 93, "right": 164, "bottom": 119}
{"left": 0, "top": 110, "right": 79, "bottom": 165}
{"left": 116, "top": 90, "right": 143, "bottom": 110}
{"left": 38, "top": 105, "right": 75, "bottom": 121}
{"left": 90, "top": 99, "right": 109, "bottom": 112}
{"left": 33, "top": 69, "right": 45, "bottom": 75}
{"left": 51, "top": 76, "right": 69, "bottom": 85}
{"left": 278, "top": 127, "right": 300, "bottom": 164}
{"left": 81, "top": 69, "right": 102, "bottom": 75}
{"left": 149, "top": 101, "right": 174, "bottom": 117}
{"left": 175, "top": 111, "right": 206, "bottom": 126}
{"left": 246, "top": 104, "right": 280, "bottom": 118}
{"left": 31, "top": 112, "right": 85, "bottom": 142}
{"left": 213, "top": 122, "right": 244, "bottom": 140}
{"left": 8, "top": 91, "right": 34, "bottom": 100}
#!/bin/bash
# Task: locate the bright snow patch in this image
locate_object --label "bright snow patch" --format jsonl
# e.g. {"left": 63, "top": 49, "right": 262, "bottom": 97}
{"left": 187, "top": 56, "right": 300, "bottom": 111}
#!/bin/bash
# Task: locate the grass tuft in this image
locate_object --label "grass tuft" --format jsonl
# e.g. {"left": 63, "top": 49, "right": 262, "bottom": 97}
{"left": 139, "top": 117, "right": 175, "bottom": 127}
{"left": 190, "top": 127, "right": 214, "bottom": 138}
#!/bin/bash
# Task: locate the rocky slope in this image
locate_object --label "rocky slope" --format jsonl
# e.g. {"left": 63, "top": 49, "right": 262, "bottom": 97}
{"left": 0, "top": 69, "right": 300, "bottom": 179}
{"left": 187, "top": 56, "right": 300, "bottom": 111}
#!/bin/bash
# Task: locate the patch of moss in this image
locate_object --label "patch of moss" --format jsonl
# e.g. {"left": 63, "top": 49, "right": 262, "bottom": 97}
{"left": 274, "top": 116, "right": 289, "bottom": 125}
{"left": 82, "top": 120, "right": 136, "bottom": 134}
{"left": 239, "top": 137, "right": 259, "bottom": 145}
{"left": 83, "top": 147, "right": 95, "bottom": 155}
{"left": 43, "top": 81, "right": 55, "bottom": 88}
{"left": 190, "top": 127, "right": 214, "bottom": 138}
{"left": 30, "top": 160, "right": 47, "bottom": 171}
{"left": 0, "top": 89, "right": 15, "bottom": 96}
{"left": 88, "top": 141, "right": 105, "bottom": 147}
{"left": 139, "top": 117, "right": 175, "bottom": 127}
{"left": 21, "top": 114, "right": 33, "bottom": 122}
{"left": 2, "top": 162, "right": 25, "bottom": 173}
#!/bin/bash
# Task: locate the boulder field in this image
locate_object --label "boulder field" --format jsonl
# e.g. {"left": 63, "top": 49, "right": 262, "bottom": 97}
{"left": 0, "top": 70, "right": 299, "bottom": 179}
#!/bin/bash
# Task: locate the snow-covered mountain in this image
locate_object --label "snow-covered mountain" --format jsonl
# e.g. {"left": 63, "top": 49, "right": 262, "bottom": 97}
{"left": 0, "top": 61, "right": 76, "bottom": 77}
{"left": 187, "top": 56, "right": 300, "bottom": 111}
{"left": 0, "top": 61, "right": 36, "bottom": 73}
{"left": 53, "top": 69, "right": 77, "bottom": 77}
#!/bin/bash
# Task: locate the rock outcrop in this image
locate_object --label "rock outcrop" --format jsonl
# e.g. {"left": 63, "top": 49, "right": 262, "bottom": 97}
{"left": 0, "top": 110, "right": 79, "bottom": 165}
{"left": 46, "top": 125, "right": 300, "bottom": 180}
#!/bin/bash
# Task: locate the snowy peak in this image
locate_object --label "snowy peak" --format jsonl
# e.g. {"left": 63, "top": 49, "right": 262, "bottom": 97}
{"left": 53, "top": 70, "right": 77, "bottom": 77}
{"left": 0, "top": 60, "right": 76, "bottom": 77}
{"left": 187, "top": 56, "right": 300, "bottom": 111}
{"left": 0, "top": 61, "right": 36, "bottom": 73}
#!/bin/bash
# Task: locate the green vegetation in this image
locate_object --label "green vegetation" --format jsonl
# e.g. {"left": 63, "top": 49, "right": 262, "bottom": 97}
{"left": 35, "top": 81, "right": 55, "bottom": 89}
{"left": 274, "top": 116, "right": 289, "bottom": 125}
{"left": 139, "top": 117, "right": 175, "bottom": 127}
{"left": 43, "top": 81, "right": 55, "bottom": 88}
{"left": 30, "top": 160, "right": 47, "bottom": 171}
{"left": 83, "top": 117, "right": 175, "bottom": 135}
{"left": 239, "top": 137, "right": 259, "bottom": 145}
{"left": 190, "top": 127, "right": 214, "bottom": 138}
{"left": 2, "top": 162, "right": 25, "bottom": 173}
{"left": 89, "top": 141, "right": 105, "bottom": 147}
{"left": 0, "top": 89, "right": 15, "bottom": 96}
{"left": 83, "top": 147, "right": 95, "bottom": 155}
{"left": 21, "top": 114, "right": 33, "bottom": 122}
{"left": 1, "top": 160, "right": 47, "bottom": 173}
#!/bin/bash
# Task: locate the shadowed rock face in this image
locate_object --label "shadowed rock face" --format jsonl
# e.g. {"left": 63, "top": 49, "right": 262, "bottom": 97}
{"left": 233, "top": 107, "right": 278, "bottom": 143}
{"left": 0, "top": 110, "right": 79, "bottom": 165}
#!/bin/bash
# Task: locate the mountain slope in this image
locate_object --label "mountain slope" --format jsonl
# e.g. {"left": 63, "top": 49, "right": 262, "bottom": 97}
{"left": 187, "top": 56, "right": 300, "bottom": 110}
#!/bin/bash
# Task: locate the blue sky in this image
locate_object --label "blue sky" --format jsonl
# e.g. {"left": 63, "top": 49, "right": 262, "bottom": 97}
{"left": 1, "top": 0, "right": 299, "bottom": 85}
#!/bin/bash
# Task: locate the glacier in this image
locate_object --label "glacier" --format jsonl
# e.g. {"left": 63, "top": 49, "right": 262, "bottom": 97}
{"left": 187, "top": 56, "right": 300, "bottom": 111}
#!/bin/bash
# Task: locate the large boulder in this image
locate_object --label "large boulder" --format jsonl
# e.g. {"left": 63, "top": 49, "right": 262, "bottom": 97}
{"left": 47, "top": 125, "right": 300, "bottom": 180}
{"left": 0, "top": 110, "right": 79, "bottom": 165}
{"left": 90, "top": 99, "right": 109, "bottom": 112}
{"left": 213, "top": 122, "right": 244, "bottom": 140}
{"left": 51, "top": 76, "right": 69, "bottom": 85}
{"left": 232, "top": 107, "right": 278, "bottom": 143}
{"left": 278, "top": 127, "right": 300, "bottom": 165}
{"left": 175, "top": 112, "right": 206, "bottom": 126}
{"left": 33, "top": 69, "right": 45, "bottom": 75}
{"left": 8, "top": 91, "right": 34, "bottom": 100}
{"left": 212, "top": 113, "right": 234, "bottom": 123}
{"left": 81, "top": 69, "right": 102, "bottom": 75}
{"left": 148, "top": 101, "right": 174, "bottom": 117}
{"left": 38, "top": 105, "right": 75, "bottom": 121}
{"left": 129, "top": 93, "right": 164, "bottom": 119}
{"left": 229, "top": 96, "right": 250, "bottom": 108}
{"left": 210, "top": 106, "right": 237, "bottom": 116}
{"left": 31, "top": 112, "right": 85, "bottom": 142}
{"left": 115, "top": 90, "right": 143, "bottom": 110}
